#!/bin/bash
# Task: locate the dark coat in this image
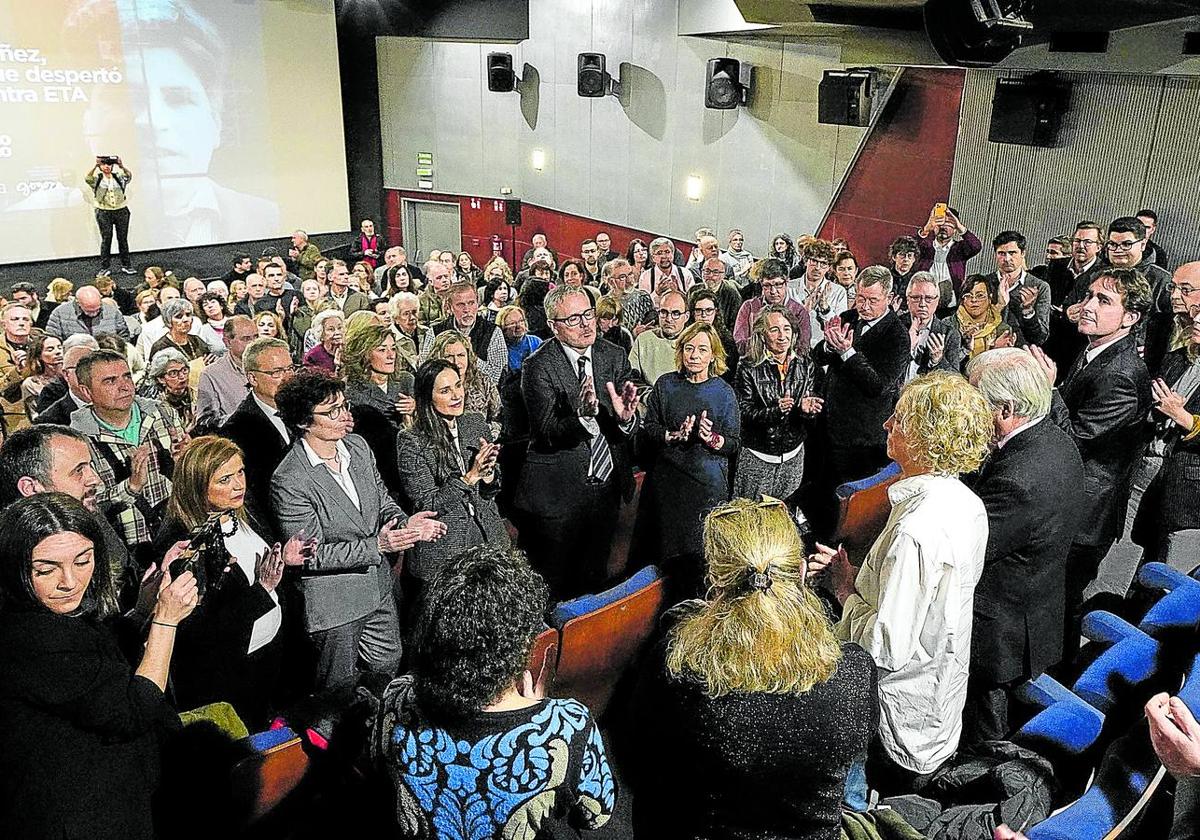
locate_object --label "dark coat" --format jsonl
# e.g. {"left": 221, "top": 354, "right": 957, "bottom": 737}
{"left": 33, "top": 391, "right": 82, "bottom": 426}
{"left": 813, "top": 309, "right": 910, "bottom": 449}
{"left": 1135, "top": 348, "right": 1200, "bottom": 538}
{"left": 219, "top": 393, "right": 291, "bottom": 534}
{"left": 153, "top": 514, "right": 284, "bottom": 728}
{"left": 1054, "top": 334, "right": 1151, "bottom": 547}
{"left": 898, "top": 312, "right": 963, "bottom": 375}
{"left": 972, "top": 420, "right": 1086, "bottom": 683}
{"left": 345, "top": 376, "right": 414, "bottom": 502}
{"left": 0, "top": 609, "right": 180, "bottom": 840}
{"left": 515, "top": 337, "right": 638, "bottom": 513}
{"left": 394, "top": 411, "right": 509, "bottom": 580}
{"left": 735, "top": 354, "right": 819, "bottom": 455}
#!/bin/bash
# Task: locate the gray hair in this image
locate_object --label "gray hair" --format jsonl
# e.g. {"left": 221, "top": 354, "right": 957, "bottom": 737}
{"left": 62, "top": 333, "right": 100, "bottom": 353}
{"left": 311, "top": 308, "right": 344, "bottom": 338}
{"left": 649, "top": 237, "right": 674, "bottom": 253}
{"left": 747, "top": 305, "right": 797, "bottom": 365}
{"left": 148, "top": 347, "right": 189, "bottom": 380}
{"left": 966, "top": 348, "right": 1051, "bottom": 421}
{"left": 161, "top": 298, "right": 194, "bottom": 323}
{"left": 908, "top": 271, "right": 937, "bottom": 290}
{"left": 856, "top": 265, "right": 894, "bottom": 295}
{"left": 600, "top": 258, "right": 630, "bottom": 282}
{"left": 242, "top": 337, "right": 289, "bottom": 372}
{"left": 390, "top": 291, "right": 419, "bottom": 311}
{"left": 694, "top": 227, "right": 715, "bottom": 240}
{"left": 544, "top": 286, "right": 590, "bottom": 321}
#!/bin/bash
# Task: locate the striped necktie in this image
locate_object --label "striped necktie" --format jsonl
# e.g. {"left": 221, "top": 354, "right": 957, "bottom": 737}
{"left": 578, "top": 356, "right": 614, "bottom": 483}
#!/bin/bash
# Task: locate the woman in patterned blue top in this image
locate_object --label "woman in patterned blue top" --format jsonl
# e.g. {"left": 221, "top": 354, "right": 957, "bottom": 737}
{"left": 371, "top": 545, "right": 615, "bottom": 838}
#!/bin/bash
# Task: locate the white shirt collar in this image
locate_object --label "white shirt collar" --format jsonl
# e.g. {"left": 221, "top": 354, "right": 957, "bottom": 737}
{"left": 996, "top": 415, "right": 1044, "bottom": 449}
{"left": 1085, "top": 331, "right": 1127, "bottom": 364}
{"left": 302, "top": 438, "right": 350, "bottom": 469}
{"left": 560, "top": 342, "right": 592, "bottom": 370}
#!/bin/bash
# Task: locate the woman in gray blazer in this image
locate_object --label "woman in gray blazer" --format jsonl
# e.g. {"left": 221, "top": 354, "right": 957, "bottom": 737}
{"left": 395, "top": 360, "right": 509, "bottom": 603}
{"left": 271, "top": 369, "right": 445, "bottom": 695}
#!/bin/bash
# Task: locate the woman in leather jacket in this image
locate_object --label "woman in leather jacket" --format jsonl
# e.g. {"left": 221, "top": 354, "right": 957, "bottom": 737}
{"left": 733, "top": 306, "right": 824, "bottom": 500}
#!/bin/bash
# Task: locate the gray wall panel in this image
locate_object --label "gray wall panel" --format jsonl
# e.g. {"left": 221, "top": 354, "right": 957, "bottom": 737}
{"left": 952, "top": 70, "right": 1199, "bottom": 273}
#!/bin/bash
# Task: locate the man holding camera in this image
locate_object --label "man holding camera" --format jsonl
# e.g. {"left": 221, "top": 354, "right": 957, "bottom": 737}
{"left": 85, "top": 155, "right": 135, "bottom": 276}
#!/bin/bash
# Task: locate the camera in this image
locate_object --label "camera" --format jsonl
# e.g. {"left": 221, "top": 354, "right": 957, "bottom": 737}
{"left": 167, "top": 512, "right": 238, "bottom": 598}
{"left": 98, "top": 155, "right": 119, "bottom": 165}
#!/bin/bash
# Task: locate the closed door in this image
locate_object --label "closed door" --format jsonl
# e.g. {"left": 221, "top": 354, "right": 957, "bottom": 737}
{"left": 402, "top": 199, "right": 462, "bottom": 265}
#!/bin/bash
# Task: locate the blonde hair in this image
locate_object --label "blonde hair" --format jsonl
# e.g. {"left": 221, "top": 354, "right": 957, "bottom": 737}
{"left": 894, "top": 371, "right": 993, "bottom": 476}
{"left": 673, "top": 321, "right": 727, "bottom": 377}
{"left": 666, "top": 498, "right": 843, "bottom": 697}
{"left": 48, "top": 278, "right": 74, "bottom": 302}
{"left": 255, "top": 310, "right": 284, "bottom": 339}
{"left": 168, "top": 436, "right": 247, "bottom": 531}
{"left": 342, "top": 323, "right": 393, "bottom": 385}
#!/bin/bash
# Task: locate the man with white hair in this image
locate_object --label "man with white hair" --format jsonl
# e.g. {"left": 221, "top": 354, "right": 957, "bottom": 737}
{"left": 287, "top": 229, "right": 323, "bottom": 281}
{"left": 34, "top": 337, "right": 99, "bottom": 425}
{"left": 963, "top": 348, "right": 1085, "bottom": 744}
{"left": 45, "top": 285, "right": 131, "bottom": 340}
{"left": 685, "top": 229, "right": 736, "bottom": 281}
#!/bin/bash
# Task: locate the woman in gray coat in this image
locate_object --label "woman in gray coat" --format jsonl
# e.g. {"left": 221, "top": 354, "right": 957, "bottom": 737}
{"left": 395, "top": 359, "right": 509, "bottom": 609}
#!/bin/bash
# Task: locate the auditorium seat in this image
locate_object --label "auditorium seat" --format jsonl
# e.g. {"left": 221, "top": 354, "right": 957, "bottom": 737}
{"left": 1015, "top": 673, "right": 1105, "bottom": 762}
{"left": 549, "top": 564, "right": 665, "bottom": 716}
{"left": 231, "top": 726, "right": 311, "bottom": 823}
{"left": 1134, "top": 562, "right": 1200, "bottom": 639}
{"left": 1072, "top": 612, "right": 1167, "bottom": 716}
{"left": 831, "top": 461, "right": 902, "bottom": 555}
{"left": 1025, "top": 651, "right": 1200, "bottom": 839}
{"left": 526, "top": 625, "right": 560, "bottom": 694}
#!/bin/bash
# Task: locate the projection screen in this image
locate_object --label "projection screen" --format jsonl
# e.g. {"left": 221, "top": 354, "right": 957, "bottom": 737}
{"left": 0, "top": 0, "right": 350, "bottom": 264}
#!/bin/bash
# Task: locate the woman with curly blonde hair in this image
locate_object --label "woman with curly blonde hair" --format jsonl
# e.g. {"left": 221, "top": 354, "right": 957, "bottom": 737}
{"left": 633, "top": 497, "right": 878, "bottom": 839}
{"left": 809, "top": 370, "right": 993, "bottom": 795}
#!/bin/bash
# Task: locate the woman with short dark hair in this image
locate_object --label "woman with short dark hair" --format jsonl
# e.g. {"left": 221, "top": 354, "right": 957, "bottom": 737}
{"left": 371, "top": 544, "right": 614, "bottom": 837}
{"left": 0, "top": 493, "right": 198, "bottom": 839}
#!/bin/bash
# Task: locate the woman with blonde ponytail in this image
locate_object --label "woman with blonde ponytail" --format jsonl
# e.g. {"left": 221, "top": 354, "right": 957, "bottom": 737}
{"left": 632, "top": 497, "right": 877, "bottom": 839}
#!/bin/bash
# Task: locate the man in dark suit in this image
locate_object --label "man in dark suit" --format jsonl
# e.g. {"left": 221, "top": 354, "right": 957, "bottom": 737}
{"left": 982, "top": 231, "right": 1052, "bottom": 346}
{"left": 1032, "top": 267, "right": 1153, "bottom": 662}
{"left": 963, "top": 348, "right": 1086, "bottom": 743}
{"left": 34, "top": 341, "right": 95, "bottom": 426}
{"left": 899, "top": 273, "right": 962, "bottom": 381}
{"left": 814, "top": 265, "right": 910, "bottom": 489}
{"left": 219, "top": 338, "right": 295, "bottom": 526}
{"left": 515, "top": 286, "right": 641, "bottom": 599}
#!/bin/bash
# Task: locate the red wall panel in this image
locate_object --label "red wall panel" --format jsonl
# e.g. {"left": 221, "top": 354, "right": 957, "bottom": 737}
{"left": 819, "top": 67, "right": 966, "bottom": 267}
{"left": 385, "top": 190, "right": 677, "bottom": 271}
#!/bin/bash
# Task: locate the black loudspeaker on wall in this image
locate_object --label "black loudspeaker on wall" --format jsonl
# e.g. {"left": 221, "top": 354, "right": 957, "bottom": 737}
{"left": 487, "top": 53, "right": 516, "bottom": 93}
{"left": 705, "top": 58, "right": 752, "bottom": 109}
{"left": 578, "top": 52, "right": 607, "bottom": 97}
{"left": 818, "top": 69, "right": 874, "bottom": 127}
{"left": 504, "top": 199, "right": 522, "bottom": 226}
{"left": 988, "top": 74, "right": 1071, "bottom": 147}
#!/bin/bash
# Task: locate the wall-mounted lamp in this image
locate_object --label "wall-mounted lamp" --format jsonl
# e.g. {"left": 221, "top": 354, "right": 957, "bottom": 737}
{"left": 531, "top": 149, "right": 546, "bottom": 171}
{"left": 686, "top": 175, "right": 703, "bottom": 201}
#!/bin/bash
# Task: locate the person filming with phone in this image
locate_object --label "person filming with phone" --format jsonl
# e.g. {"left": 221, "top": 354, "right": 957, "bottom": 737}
{"left": 85, "top": 154, "right": 135, "bottom": 277}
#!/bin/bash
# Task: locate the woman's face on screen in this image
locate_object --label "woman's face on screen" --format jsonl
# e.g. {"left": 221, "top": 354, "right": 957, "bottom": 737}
{"left": 135, "top": 48, "right": 221, "bottom": 177}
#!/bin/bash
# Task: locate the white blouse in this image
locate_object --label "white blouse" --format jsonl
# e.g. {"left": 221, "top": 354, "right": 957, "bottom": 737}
{"left": 224, "top": 522, "right": 282, "bottom": 654}
{"left": 835, "top": 473, "right": 988, "bottom": 774}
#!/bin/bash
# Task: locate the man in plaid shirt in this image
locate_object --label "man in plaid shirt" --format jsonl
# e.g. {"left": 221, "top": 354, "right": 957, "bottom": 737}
{"left": 69, "top": 349, "right": 188, "bottom": 559}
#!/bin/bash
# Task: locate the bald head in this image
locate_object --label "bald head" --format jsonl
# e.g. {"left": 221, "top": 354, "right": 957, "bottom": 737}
{"left": 75, "top": 286, "right": 102, "bottom": 316}
{"left": 1170, "top": 261, "right": 1200, "bottom": 318}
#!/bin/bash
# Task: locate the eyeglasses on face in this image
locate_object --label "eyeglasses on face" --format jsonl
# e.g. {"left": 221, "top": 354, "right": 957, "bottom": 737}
{"left": 658, "top": 308, "right": 686, "bottom": 319}
{"left": 313, "top": 401, "right": 349, "bottom": 420}
{"left": 692, "top": 306, "right": 717, "bottom": 316}
{"left": 551, "top": 308, "right": 596, "bottom": 328}
{"left": 1169, "top": 282, "right": 1200, "bottom": 296}
{"left": 907, "top": 294, "right": 939, "bottom": 304}
{"left": 1106, "top": 239, "right": 1143, "bottom": 252}
{"left": 761, "top": 280, "right": 787, "bottom": 290}
{"left": 252, "top": 365, "right": 297, "bottom": 378}
{"left": 1071, "top": 238, "right": 1100, "bottom": 247}
{"left": 806, "top": 258, "right": 830, "bottom": 267}
{"left": 163, "top": 368, "right": 189, "bottom": 379}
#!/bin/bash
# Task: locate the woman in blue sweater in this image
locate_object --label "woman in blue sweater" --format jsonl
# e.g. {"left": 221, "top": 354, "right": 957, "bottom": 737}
{"left": 641, "top": 321, "right": 740, "bottom": 598}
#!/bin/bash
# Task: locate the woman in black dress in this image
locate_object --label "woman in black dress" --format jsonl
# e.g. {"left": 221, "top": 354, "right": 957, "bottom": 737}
{"left": 633, "top": 497, "right": 877, "bottom": 840}
{"left": 153, "top": 436, "right": 314, "bottom": 727}
{"left": 0, "top": 493, "right": 198, "bottom": 840}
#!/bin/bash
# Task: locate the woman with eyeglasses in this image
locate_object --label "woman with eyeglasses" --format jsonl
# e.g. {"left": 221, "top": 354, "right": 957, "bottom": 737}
{"left": 152, "top": 436, "right": 314, "bottom": 727}
{"left": 632, "top": 497, "right": 876, "bottom": 839}
{"left": 0, "top": 493, "right": 198, "bottom": 840}
{"left": 948, "top": 274, "right": 1020, "bottom": 368}
{"left": 639, "top": 322, "right": 740, "bottom": 598}
{"left": 137, "top": 347, "right": 196, "bottom": 432}
{"left": 271, "top": 369, "right": 446, "bottom": 694}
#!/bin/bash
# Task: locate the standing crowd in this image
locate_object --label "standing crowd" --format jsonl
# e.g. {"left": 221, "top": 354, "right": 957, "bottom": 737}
{"left": 1, "top": 209, "right": 1198, "bottom": 839}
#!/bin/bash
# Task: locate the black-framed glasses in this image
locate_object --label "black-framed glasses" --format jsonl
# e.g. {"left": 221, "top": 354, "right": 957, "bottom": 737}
{"left": 163, "top": 367, "right": 189, "bottom": 380}
{"left": 1106, "top": 239, "right": 1143, "bottom": 252}
{"left": 692, "top": 306, "right": 718, "bottom": 316}
{"left": 657, "top": 308, "right": 686, "bottom": 319}
{"left": 551, "top": 308, "right": 596, "bottom": 328}
{"left": 313, "top": 401, "right": 349, "bottom": 420}
{"left": 761, "top": 280, "right": 787, "bottom": 290}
